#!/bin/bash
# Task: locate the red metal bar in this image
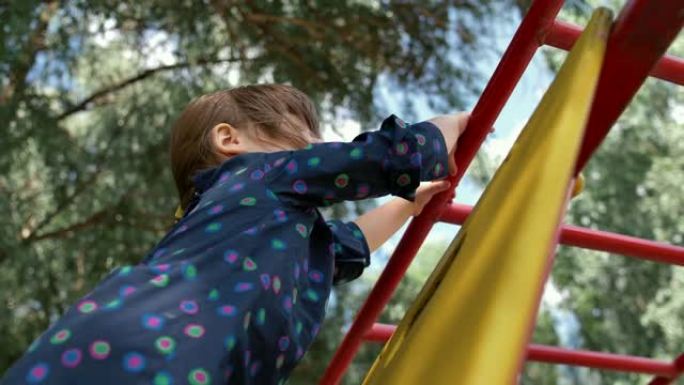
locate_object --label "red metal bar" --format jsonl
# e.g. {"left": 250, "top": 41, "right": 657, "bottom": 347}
{"left": 559, "top": 225, "right": 684, "bottom": 266}
{"left": 650, "top": 56, "right": 684, "bottom": 87}
{"left": 364, "top": 323, "right": 395, "bottom": 342}
{"left": 573, "top": 0, "right": 684, "bottom": 174}
{"left": 647, "top": 354, "right": 684, "bottom": 385}
{"left": 528, "top": 345, "right": 677, "bottom": 378}
{"left": 364, "top": 324, "right": 679, "bottom": 378}
{"left": 438, "top": 202, "right": 471, "bottom": 223}
{"left": 544, "top": 20, "right": 684, "bottom": 85}
{"left": 318, "top": 1, "right": 566, "bottom": 383}
{"left": 440, "top": 203, "right": 684, "bottom": 266}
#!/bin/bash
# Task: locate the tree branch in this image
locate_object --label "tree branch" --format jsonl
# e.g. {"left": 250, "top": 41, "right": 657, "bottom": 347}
{"left": 21, "top": 170, "right": 106, "bottom": 242}
{"left": 19, "top": 101, "right": 177, "bottom": 243}
{"left": 236, "top": 7, "right": 320, "bottom": 82}
{"left": 0, "top": 0, "right": 59, "bottom": 106}
{"left": 211, "top": 3, "right": 322, "bottom": 83}
{"left": 56, "top": 56, "right": 243, "bottom": 121}
{"left": 242, "top": 12, "right": 327, "bottom": 39}
{"left": 25, "top": 199, "right": 173, "bottom": 242}
{"left": 18, "top": 104, "right": 131, "bottom": 240}
{"left": 24, "top": 204, "right": 112, "bottom": 242}
{"left": 21, "top": 134, "right": 172, "bottom": 245}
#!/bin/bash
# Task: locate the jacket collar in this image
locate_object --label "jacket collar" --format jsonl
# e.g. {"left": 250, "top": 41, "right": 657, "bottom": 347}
{"left": 191, "top": 153, "right": 258, "bottom": 193}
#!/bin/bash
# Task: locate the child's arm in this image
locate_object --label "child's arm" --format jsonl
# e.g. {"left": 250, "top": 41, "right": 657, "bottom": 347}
{"left": 263, "top": 113, "right": 467, "bottom": 285}
{"left": 264, "top": 114, "right": 466, "bottom": 208}
{"left": 329, "top": 180, "right": 452, "bottom": 285}
{"left": 353, "top": 180, "right": 451, "bottom": 253}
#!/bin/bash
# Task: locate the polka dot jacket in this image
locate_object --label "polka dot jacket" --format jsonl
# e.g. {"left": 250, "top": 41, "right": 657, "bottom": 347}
{"left": 1, "top": 115, "right": 450, "bottom": 385}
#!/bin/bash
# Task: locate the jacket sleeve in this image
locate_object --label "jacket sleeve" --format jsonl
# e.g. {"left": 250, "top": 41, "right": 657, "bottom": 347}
{"left": 264, "top": 114, "right": 450, "bottom": 207}
{"left": 326, "top": 219, "right": 371, "bottom": 285}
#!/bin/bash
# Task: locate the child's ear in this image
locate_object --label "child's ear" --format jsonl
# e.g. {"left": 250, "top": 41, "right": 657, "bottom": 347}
{"left": 211, "top": 123, "right": 242, "bottom": 157}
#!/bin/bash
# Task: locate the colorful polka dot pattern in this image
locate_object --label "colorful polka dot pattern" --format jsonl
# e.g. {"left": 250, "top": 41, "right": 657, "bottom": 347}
{"left": 122, "top": 352, "right": 146, "bottom": 372}
{"left": 153, "top": 371, "right": 173, "bottom": 385}
{"left": 50, "top": 329, "right": 70, "bottom": 345}
{"left": 267, "top": 116, "right": 449, "bottom": 208}
{"left": 89, "top": 340, "right": 110, "bottom": 360}
{"left": 60, "top": 348, "right": 81, "bottom": 368}
{"left": 188, "top": 368, "right": 211, "bottom": 385}
{"left": 180, "top": 299, "right": 199, "bottom": 314}
{"left": 26, "top": 362, "right": 49, "bottom": 383}
{"left": 155, "top": 336, "right": 176, "bottom": 355}
{"left": 3, "top": 115, "right": 449, "bottom": 385}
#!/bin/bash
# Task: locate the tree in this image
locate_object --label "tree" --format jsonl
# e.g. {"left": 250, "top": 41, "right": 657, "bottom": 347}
{"left": 0, "top": 0, "right": 519, "bottom": 374}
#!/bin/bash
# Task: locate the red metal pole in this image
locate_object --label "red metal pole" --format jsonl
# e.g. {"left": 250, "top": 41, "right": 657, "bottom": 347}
{"left": 573, "top": 0, "right": 684, "bottom": 174}
{"left": 559, "top": 224, "right": 684, "bottom": 266}
{"left": 647, "top": 354, "right": 684, "bottom": 385}
{"left": 544, "top": 20, "right": 684, "bottom": 85}
{"left": 650, "top": 56, "right": 684, "bottom": 87}
{"left": 438, "top": 202, "right": 472, "bottom": 223}
{"left": 318, "top": 1, "right": 566, "bottom": 383}
{"left": 363, "top": 323, "right": 395, "bottom": 342}
{"left": 440, "top": 203, "right": 684, "bottom": 266}
{"left": 527, "top": 345, "right": 678, "bottom": 378}
{"left": 364, "top": 324, "right": 679, "bottom": 378}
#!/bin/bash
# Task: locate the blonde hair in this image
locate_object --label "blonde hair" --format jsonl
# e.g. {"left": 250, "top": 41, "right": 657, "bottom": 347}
{"left": 169, "top": 84, "right": 320, "bottom": 211}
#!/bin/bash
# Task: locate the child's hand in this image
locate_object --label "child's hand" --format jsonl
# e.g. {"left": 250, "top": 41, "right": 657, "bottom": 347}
{"left": 428, "top": 112, "right": 470, "bottom": 176}
{"left": 354, "top": 181, "right": 453, "bottom": 253}
{"left": 413, "top": 180, "right": 452, "bottom": 216}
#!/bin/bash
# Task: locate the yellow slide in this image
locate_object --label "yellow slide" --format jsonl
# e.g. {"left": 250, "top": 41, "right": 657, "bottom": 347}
{"left": 363, "top": 8, "right": 612, "bottom": 385}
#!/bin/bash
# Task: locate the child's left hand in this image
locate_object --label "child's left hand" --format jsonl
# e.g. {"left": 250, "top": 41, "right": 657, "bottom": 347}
{"left": 413, "top": 180, "right": 453, "bottom": 216}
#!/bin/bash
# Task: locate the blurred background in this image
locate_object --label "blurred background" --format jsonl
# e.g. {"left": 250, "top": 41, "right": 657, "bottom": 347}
{"left": 0, "top": 0, "right": 681, "bottom": 384}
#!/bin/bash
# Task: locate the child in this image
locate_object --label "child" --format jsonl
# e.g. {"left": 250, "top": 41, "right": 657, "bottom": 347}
{"left": 1, "top": 84, "right": 467, "bottom": 385}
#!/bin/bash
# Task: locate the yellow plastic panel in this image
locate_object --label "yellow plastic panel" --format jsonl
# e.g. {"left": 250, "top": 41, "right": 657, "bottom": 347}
{"left": 363, "top": 8, "right": 611, "bottom": 385}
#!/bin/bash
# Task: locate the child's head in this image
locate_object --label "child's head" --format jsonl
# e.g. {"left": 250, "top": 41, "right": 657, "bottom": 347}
{"left": 170, "top": 84, "right": 321, "bottom": 210}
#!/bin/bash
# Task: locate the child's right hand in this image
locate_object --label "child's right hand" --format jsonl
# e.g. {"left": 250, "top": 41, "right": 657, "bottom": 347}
{"left": 428, "top": 112, "right": 470, "bottom": 176}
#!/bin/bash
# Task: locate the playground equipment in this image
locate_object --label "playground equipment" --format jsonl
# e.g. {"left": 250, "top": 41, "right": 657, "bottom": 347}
{"left": 319, "top": 0, "right": 684, "bottom": 384}
{"left": 362, "top": 8, "right": 610, "bottom": 384}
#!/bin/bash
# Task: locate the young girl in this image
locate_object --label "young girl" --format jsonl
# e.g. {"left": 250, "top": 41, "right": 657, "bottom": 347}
{"left": 2, "top": 84, "right": 467, "bottom": 385}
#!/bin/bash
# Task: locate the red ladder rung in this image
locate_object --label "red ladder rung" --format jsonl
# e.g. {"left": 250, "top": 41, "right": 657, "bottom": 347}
{"left": 647, "top": 353, "right": 684, "bottom": 384}
{"left": 544, "top": 20, "right": 684, "bottom": 85}
{"left": 440, "top": 203, "right": 684, "bottom": 266}
{"left": 364, "top": 323, "right": 680, "bottom": 378}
